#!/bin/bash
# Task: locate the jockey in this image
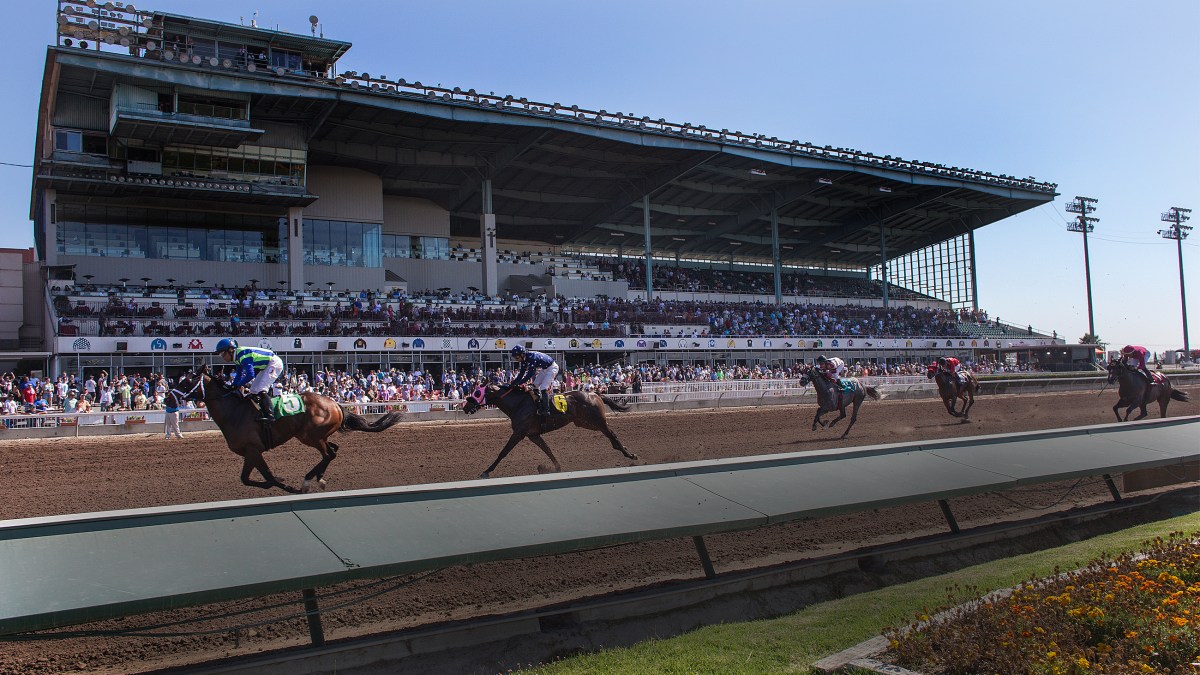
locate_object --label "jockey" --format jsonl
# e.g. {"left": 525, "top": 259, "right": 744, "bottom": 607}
{"left": 1120, "top": 345, "right": 1154, "bottom": 383}
{"left": 815, "top": 355, "right": 845, "bottom": 382}
{"left": 215, "top": 338, "right": 284, "bottom": 424}
{"left": 510, "top": 345, "right": 559, "bottom": 416}
{"left": 937, "top": 356, "right": 961, "bottom": 376}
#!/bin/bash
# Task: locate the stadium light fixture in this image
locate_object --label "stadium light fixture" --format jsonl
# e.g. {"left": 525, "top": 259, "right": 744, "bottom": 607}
{"left": 1064, "top": 196, "right": 1099, "bottom": 338}
{"left": 817, "top": 177, "right": 833, "bottom": 185}
{"left": 1158, "top": 206, "right": 1192, "bottom": 357}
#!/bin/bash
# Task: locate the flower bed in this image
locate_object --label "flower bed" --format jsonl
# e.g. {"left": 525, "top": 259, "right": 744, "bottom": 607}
{"left": 885, "top": 532, "right": 1200, "bottom": 674}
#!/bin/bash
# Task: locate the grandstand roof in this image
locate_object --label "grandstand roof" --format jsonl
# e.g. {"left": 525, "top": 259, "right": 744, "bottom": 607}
{"left": 41, "top": 35, "right": 1058, "bottom": 270}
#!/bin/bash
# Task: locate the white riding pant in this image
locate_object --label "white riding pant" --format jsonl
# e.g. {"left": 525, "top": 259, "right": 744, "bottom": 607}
{"left": 533, "top": 363, "right": 559, "bottom": 391}
{"left": 249, "top": 356, "right": 284, "bottom": 395}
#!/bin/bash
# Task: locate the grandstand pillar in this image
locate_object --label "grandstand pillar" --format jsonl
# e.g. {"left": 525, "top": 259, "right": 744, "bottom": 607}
{"left": 286, "top": 207, "right": 304, "bottom": 291}
{"left": 642, "top": 195, "right": 653, "bottom": 299}
{"left": 771, "top": 206, "right": 782, "bottom": 304}
{"left": 879, "top": 224, "right": 889, "bottom": 309}
{"left": 42, "top": 189, "right": 57, "bottom": 267}
{"left": 968, "top": 229, "right": 979, "bottom": 310}
{"left": 481, "top": 179, "right": 498, "bottom": 297}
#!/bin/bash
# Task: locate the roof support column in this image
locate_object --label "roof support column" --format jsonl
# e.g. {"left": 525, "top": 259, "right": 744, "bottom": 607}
{"left": 42, "top": 189, "right": 57, "bottom": 267}
{"left": 968, "top": 228, "right": 979, "bottom": 311}
{"left": 286, "top": 207, "right": 304, "bottom": 292}
{"left": 770, "top": 204, "right": 782, "bottom": 305}
{"left": 480, "top": 179, "right": 498, "bottom": 297}
{"left": 642, "top": 195, "right": 653, "bottom": 300}
{"left": 879, "top": 222, "right": 889, "bottom": 310}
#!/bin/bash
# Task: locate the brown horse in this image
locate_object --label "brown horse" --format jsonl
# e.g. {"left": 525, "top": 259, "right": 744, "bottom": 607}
{"left": 926, "top": 364, "right": 978, "bottom": 420}
{"left": 461, "top": 383, "right": 638, "bottom": 478}
{"left": 1106, "top": 359, "right": 1190, "bottom": 421}
{"left": 804, "top": 368, "right": 882, "bottom": 438}
{"left": 174, "top": 364, "right": 403, "bottom": 493}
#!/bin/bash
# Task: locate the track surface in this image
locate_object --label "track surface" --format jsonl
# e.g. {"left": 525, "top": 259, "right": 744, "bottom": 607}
{"left": 0, "top": 390, "right": 1193, "bottom": 673}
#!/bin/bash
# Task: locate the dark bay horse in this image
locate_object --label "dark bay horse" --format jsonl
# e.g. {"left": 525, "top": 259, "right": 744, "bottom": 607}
{"left": 1106, "top": 359, "right": 1190, "bottom": 421}
{"left": 175, "top": 365, "right": 403, "bottom": 493}
{"left": 804, "top": 368, "right": 882, "bottom": 439}
{"left": 461, "top": 383, "right": 638, "bottom": 478}
{"left": 926, "top": 365, "right": 979, "bottom": 420}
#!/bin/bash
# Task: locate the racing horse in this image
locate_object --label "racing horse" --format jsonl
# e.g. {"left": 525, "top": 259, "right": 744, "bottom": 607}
{"left": 926, "top": 364, "right": 979, "bottom": 420}
{"left": 804, "top": 368, "right": 882, "bottom": 438}
{"left": 461, "top": 383, "right": 639, "bottom": 478}
{"left": 174, "top": 364, "right": 403, "bottom": 493}
{"left": 1106, "top": 359, "right": 1189, "bottom": 421}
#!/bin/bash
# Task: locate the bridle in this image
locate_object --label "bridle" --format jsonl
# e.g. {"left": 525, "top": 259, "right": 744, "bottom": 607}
{"left": 173, "top": 373, "right": 207, "bottom": 403}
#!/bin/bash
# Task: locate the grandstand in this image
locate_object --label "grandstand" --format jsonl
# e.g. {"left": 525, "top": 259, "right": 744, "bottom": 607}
{"left": 27, "top": 1, "right": 1074, "bottom": 379}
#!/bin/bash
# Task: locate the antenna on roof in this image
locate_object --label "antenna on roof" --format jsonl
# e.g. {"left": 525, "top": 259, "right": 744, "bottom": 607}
{"left": 309, "top": 15, "right": 318, "bottom": 37}
{"left": 250, "top": 10, "right": 258, "bottom": 28}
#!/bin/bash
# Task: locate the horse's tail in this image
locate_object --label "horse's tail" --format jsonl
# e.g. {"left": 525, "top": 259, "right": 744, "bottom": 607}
{"left": 864, "top": 385, "right": 883, "bottom": 401}
{"left": 599, "top": 394, "right": 631, "bottom": 412}
{"left": 1170, "top": 389, "right": 1190, "bottom": 402}
{"left": 340, "top": 407, "right": 404, "bottom": 433}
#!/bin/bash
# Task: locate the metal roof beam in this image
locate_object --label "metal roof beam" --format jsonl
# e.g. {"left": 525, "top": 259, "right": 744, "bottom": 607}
{"left": 676, "top": 179, "right": 834, "bottom": 253}
{"left": 448, "top": 130, "right": 549, "bottom": 213}
{"left": 796, "top": 188, "right": 961, "bottom": 258}
{"left": 309, "top": 140, "right": 486, "bottom": 168}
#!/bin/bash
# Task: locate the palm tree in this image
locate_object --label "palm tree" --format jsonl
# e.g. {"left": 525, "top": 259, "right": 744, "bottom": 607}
{"left": 1078, "top": 332, "right": 1103, "bottom": 345}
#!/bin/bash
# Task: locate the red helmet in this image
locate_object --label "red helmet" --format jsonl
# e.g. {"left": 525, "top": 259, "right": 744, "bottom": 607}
{"left": 1121, "top": 345, "right": 1136, "bottom": 355}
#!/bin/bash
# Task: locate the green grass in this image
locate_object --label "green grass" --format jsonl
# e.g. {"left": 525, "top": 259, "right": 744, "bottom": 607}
{"left": 519, "top": 511, "right": 1200, "bottom": 675}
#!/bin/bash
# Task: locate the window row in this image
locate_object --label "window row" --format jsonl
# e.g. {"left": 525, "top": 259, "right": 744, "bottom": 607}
{"left": 382, "top": 234, "right": 451, "bottom": 260}
{"left": 302, "top": 219, "right": 382, "bottom": 268}
{"left": 57, "top": 221, "right": 288, "bottom": 264}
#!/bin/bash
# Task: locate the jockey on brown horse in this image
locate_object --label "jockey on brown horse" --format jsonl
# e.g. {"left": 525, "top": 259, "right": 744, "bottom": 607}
{"left": 1107, "top": 352, "right": 1190, "bottom": 422}
{"left": 927, "top": 357, "right": 978, "bottom": 419}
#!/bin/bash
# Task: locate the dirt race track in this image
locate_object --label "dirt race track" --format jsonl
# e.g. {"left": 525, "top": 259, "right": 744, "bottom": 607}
{"left": 0, "top": 390, "right": 1195, "bottom": 674}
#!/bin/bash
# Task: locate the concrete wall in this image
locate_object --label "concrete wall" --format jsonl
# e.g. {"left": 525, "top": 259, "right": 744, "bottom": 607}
{"left": 383, "top": 196, "right": 449, "bottom": 237}
{"left": 0, "top": 250, "right": 27, "bottom": 349}
{"left": 305, "top": 166, "right": 383, "bottom": 222}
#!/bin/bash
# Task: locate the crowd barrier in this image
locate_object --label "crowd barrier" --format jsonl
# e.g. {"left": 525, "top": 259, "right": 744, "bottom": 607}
{"left": 4, "top": 372, "right": 1198, "bottom": 438}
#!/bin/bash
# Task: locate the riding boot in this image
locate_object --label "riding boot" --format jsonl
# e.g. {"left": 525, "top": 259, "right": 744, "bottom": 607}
{"left": 537, "top": 390, "right": 551, "bottom": 416}
{"left": 257, "top": 392, "right": 275, "bottom": 425}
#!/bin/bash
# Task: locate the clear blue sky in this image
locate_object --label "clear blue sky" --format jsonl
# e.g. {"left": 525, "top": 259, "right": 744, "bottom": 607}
{"left": 3, "top": 1, "right": 1196, "bottom": 354}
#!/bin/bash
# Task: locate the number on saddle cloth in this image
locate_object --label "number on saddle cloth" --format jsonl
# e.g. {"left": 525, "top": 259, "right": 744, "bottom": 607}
{"left": 269, "top": 392, "right": 306, "bottom": 418}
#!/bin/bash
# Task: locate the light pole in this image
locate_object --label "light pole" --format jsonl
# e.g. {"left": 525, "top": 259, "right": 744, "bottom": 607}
{"left": 1065, "top": 196, "right": 1099, "bottom": 338}
{"left": 1158, "top": 207, "right": 1192, "bottom": 359}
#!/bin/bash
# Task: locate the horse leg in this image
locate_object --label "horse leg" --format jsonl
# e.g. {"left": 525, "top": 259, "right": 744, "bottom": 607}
{"left": 1158, "top": 391, "right": 1171, "bottom": 418}
{"left": 942, "top": 396, "right": 960, "bottom": 417}
{"left": 301, "top": 438, "right": 337, "bottom": 493}
{"left": 481, "top": 432, "right": 526, "bottom": 479}
{"left": 827, "top": 405, "right": 848, "bottom": 429}
{"left": 240, "top": 452, "right": 298, "bottom": 493}
{"left": 1113, "top": 399, "right": 1125, "bottom": 422}
{"left": 1133, "top": 402, "right": 1149, "bottom": 421}
{"left": 812, "top": 408, "right": 825, "bottom": 430}
{"left": 526, "top": 434, "right": 562, "bottom": 473}
{"left": 839, "top": 401, "right": 861, "bottom": 439}
{"left": 961, "top": 392, "right": 974, "bottom": 420}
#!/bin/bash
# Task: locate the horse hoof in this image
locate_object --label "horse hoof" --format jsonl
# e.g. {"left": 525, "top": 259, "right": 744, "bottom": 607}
{"left": 628, "top": 454, "right": 640, "bottom": 461}
{"left": 480, "top": 472, "right": 491, "bottom": 479}
{"left": 318, "top": 478, "right": 327, "bottom": 490}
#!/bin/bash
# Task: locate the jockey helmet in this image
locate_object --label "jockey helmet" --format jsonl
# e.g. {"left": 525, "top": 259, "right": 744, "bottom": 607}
{"left": 510, "top": 344, "right": 526, "bottom": 357}
{"left": 937, "top": 357, "right": 947, "bottom": 366}
{"left": 214, "top": 338, "right": 238, "bottom": 354}
{"left": 815, "top": 355, "right": 827, "bottom": 363}
{"left": 1121, "top": 345, "right": 1136, "bottom": 355}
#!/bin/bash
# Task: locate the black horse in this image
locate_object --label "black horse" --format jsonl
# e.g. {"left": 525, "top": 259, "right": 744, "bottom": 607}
{"left": 804, "top": 368, "right": 882, "bottom": 438}
{"left": 461, "top": 383, "right": 638, "bottom": 478}
{"left": 1106, "top": 359, "right": 1190, "bottom": 421}
{"left": 175, "top": 364, "right": 403, "bottom": 493}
